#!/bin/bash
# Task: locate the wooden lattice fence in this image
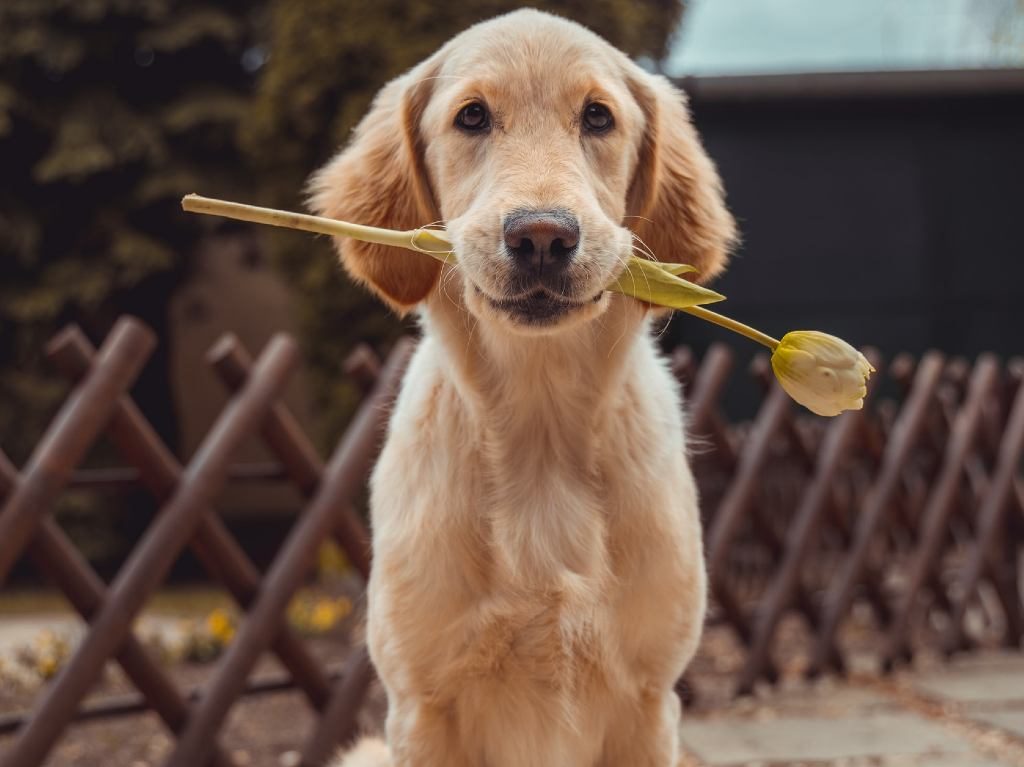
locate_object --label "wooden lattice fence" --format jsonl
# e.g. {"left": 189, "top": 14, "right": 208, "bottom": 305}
{"left": 673, "top": 344, "right": 1024, "bottom": 694}
{"left": 0, "top": 316, "right": 1022, "bottom": 766}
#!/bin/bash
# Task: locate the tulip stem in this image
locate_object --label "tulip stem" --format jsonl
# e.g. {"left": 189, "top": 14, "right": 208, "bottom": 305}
{"left": 181, "top": 194, "right": 456, "bottom": 261}
{"left": 182, "top": 194, "right": 780, "bottom": 349}
{"left": 680, "top": 305, "right": 780, "bottom": 351}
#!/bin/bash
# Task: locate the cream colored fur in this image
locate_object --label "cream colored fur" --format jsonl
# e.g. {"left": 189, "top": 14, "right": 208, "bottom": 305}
{"left": 315, "top": 10, "right": 735, "bottom": 766}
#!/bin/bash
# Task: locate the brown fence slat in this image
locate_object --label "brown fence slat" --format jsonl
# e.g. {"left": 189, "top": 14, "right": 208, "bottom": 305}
{"left": 685, "top": 343, "right": 735, "bottom": 465}
{"left": 207, "top": 334, "right": 373, "bottom": 580}
{"left": 300, "top": 645, "right": 376, "bottom": 767}
{"left": 736, "top": 352, "right": 882, "bottom": 693}
{"left": 66, "top": 462, "right": 289, "bottom": 491}
{"left": 810, "top": 351, "right": 945, "bottom": 675}
{"left": 4, "top": 318, "right": 1024, "bottom": 762}
{"left": 0, "top": 450, "right": 236, "bottom": 767}
{"left": 0, "top": 319, "right": 155, "bottom": 586}
{"left": 0, "top": 663, "right": 355, "bottom": 736}
{"left": 706, "top": 382, "right": 793, "bottom": 663}
{"left": 165, "top": 338, "right": 414, "bottom": 767}
{"left": 47, "top": 327, "right": 334, "bottom": 714}
{"left": 943, "top": 367, "right": 1024, "bottom": 651}
{"left": 881, "top": 354, "right": 1002, "bottom": 668}
{"left": 4, "top": 334, "right": 299, "bottom": 767}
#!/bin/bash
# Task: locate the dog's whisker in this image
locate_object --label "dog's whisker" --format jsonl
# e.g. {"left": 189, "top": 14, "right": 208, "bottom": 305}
{"left": 653, "top": 309, "right": 673, "bottom": 339}
{"left": 630, "top": 232, "right": 660, "bottom": 262}
{"left": 625, "top": 247, "right": 654, "bottom": 299}
{"left": 629, "top": 234, "right": 658, "bottom": 262}
{"left": 438, "top": 263, "right": 463, "bottom": 309}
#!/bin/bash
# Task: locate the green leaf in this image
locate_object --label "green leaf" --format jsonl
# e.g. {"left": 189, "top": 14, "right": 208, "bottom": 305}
{"left": 607, "top": 256, "right": 725, "bottom": 310}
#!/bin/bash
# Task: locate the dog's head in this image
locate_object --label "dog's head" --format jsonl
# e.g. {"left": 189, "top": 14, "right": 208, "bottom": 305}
{"left": 311, "top": 9, "right": 735, "bottom": 334}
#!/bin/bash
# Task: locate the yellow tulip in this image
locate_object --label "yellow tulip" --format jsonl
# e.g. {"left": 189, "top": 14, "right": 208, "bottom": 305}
{"left": 770, "top": 331, "right": 874, "bottom": 416}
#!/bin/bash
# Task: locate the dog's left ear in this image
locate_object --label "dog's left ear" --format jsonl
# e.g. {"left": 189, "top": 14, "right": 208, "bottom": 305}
{"left": 625, "top": 69, "right": 737, "bottom": 283}
{"left": 309, "top": 61, "right": 442, "bottom": 313}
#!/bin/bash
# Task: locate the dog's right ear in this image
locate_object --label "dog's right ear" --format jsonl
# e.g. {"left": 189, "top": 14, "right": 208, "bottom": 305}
{"left": 309, "top": 61, "right": 442, "bottom": 313}
{"left": 624, "top": 67, "right": 737, "bottom": 284}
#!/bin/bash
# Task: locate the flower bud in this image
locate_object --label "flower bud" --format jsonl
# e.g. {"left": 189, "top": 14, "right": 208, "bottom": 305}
{"left": 771, "top": 331, "right": 874, "bottom": 416}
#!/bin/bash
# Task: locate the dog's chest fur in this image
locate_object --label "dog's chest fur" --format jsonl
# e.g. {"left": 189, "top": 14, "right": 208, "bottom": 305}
{"left": 364, "top": 302, "right": 706, "bottom": 763}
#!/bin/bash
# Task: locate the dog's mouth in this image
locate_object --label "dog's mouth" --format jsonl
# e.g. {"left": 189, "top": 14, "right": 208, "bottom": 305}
{"left": 477, "top": 286, "right": 603, "bottom": 326}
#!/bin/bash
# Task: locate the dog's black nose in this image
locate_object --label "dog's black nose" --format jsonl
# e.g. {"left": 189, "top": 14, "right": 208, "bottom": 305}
{"left": 503, "top": 210, "right": 579, "bottom": 276}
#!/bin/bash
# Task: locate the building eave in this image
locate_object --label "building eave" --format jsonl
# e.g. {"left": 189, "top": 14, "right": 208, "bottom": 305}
{"left": 674, "top": 68, "right": 1024, "bottom": 103}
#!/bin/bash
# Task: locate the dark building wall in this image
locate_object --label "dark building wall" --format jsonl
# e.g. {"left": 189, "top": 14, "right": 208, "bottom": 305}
{"left": 669, "top": 70, "right": 1024, "bottom": 413}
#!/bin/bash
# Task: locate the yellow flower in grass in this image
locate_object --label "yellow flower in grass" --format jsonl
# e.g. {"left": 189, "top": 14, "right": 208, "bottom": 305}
{"left": 770, "top": 331, "right": 875, "bottom": 416}
{"left": 17, "top": 629, "right": 70, "bottom": 680}
{"left": 37, "top": 654, "right": 59, "bottom": 679}
{"left": 309, "top": 602, "right": 337, "bottom": 633}
{"left": 206, "top": 608, "right": 235, "bottom": 644}
{"left": 289, "top": 594, "right": 353, "bottom": 635}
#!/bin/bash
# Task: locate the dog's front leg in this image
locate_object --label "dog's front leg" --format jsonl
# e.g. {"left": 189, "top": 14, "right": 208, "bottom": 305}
{"left": 387, "top": 700, "right": 474, "bottom": 767}
{"left": 599, "top": 690, "right": 681, "bottom": 767}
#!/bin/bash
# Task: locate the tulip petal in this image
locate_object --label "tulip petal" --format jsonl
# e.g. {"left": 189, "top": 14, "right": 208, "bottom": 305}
{"left": 607, "top": 257, "right": 725, "bottom": 309}
{"left": 771, "top": 331, "right": 873, "bottom": 417}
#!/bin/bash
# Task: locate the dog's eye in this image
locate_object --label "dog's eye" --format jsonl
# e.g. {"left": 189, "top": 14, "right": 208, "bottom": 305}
{"left": 455, "top": 102, "right": 490, "bottom": 132}
{"left": 582, "top": 103, "right": 613, "bottom": 133}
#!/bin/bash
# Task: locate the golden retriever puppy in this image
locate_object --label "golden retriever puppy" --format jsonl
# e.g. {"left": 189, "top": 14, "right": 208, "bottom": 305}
{"left": 315, "top": 9, "right": 735, "bottom": 766}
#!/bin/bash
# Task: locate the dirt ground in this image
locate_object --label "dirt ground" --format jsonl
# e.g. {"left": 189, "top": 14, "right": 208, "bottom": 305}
{"left": 0, "top": 603, "right": 1006, "bottom": 767}
{"left": 0, "top": 632, "right": 388, "bottom": 767}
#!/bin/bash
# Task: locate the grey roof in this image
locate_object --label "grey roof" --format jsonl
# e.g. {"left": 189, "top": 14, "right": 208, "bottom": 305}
{"left": 664, "top": 0, "right": 1024, "bottom": 78}
{"left": 675, "top": 67, "right": 1024, "bottom": 103}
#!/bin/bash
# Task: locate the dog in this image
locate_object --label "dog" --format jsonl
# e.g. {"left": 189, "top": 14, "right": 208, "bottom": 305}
{"left": 313, "top": 9, "right": 735, "bottom": 766}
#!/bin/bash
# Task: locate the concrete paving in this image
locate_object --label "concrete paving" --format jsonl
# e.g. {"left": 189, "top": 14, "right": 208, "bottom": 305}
{"left": 974, "top": 710, "right": 1024, "bottom": 741}
{"left": 679, "top": 653, "right": 1024, "bottom": 767}
{"left": 911, "top": 654, "right": 1024, "bottom": 706}
{"left": 681, "top": 711, "right": 973, "bottom": 764}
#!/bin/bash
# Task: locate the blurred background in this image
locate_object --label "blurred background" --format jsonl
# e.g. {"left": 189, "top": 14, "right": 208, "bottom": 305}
{"left": 2, "top": 0, "right": 1024, "bottom": 602}
{"left": 3, "top": 0, "right": 1023, "bottom": 510}
{"left": 5, "top": 0, "right": 1024, "bottom": 469}
{"left": 2, "top": 2, "right": 1024, "bottom": 766}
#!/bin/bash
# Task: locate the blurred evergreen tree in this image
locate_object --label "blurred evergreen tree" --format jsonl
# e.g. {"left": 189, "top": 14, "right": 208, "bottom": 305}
{"left": 0, "top": 0, "right": 260, "bottom": 463}
{"left": 243, "top": 0, "right": 686, "bottom": 447}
